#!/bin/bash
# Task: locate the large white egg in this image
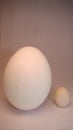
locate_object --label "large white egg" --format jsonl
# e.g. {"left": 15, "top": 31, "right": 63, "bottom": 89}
{"left": 3, "top": 46, "right": 52, "bottom": 110}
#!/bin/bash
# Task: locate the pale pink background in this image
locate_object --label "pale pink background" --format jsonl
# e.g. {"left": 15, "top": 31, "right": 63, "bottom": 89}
{"left": 0, "top": 1, "right": 73, "bottom": 130}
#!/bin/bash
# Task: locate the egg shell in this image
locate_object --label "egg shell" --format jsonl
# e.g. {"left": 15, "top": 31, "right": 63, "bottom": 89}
{"left": 54, "top": 86, "right": 70, "bottom": 108}
{"left": 3, "top": 46, "right": 52, "bottom": 110}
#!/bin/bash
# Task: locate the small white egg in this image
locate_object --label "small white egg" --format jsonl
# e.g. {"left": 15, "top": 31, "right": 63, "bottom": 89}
{"left": 3, "top": 46, "right": 52, "bottom": 110}
{"left": 54, "top": 86, "right": 70, "bottom": 108}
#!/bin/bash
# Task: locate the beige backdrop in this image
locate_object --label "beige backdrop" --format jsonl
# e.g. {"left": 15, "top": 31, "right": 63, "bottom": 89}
{"left": 0, "top": 1, "right": 73, "bottom": 130}
{"left": 0, "top": 0, "right": 73, "bottom": 88}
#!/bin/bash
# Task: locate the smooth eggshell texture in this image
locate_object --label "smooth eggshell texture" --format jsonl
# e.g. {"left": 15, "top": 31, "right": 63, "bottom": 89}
{"left": 3, "top": 46, "right": 52, "bottom": 110}
{"left": 54, "top": 87, "right": 70, "bottom": 108}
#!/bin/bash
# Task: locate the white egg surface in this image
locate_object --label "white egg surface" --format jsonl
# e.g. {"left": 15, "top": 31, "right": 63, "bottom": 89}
{"left": 3, "top": 46, "right": 52, "bottom": 110}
